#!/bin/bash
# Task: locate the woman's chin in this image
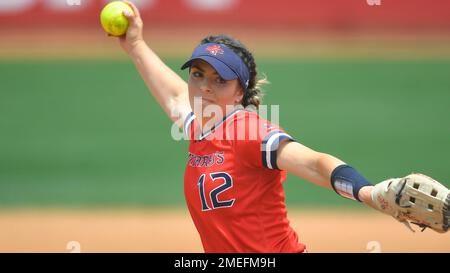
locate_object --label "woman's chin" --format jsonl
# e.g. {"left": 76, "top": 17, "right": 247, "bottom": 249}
{"left": 194, "top": 105, "right": 224, "bottom": 120}
{"left": 201, "top": 101, "right": 221, "bottom": 111}
{"left": 202, "top": 98, "right": 216, "bottom": 105}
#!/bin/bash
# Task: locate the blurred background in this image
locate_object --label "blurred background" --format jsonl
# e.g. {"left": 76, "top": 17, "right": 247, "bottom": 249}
{"left": 0, "top": 0, "right": 449, "bottom": 252}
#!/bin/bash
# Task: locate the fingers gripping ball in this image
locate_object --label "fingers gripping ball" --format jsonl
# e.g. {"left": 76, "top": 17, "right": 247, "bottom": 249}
{"left": 372, "top": 173, "right": 450, "bottom": 233}
{"left": 100, "top": 1, "right": 134, "bottom": 36}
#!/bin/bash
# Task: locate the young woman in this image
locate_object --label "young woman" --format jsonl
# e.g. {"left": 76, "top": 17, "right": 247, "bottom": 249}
{"left": 112, "top": 1, "right": 449, "bottom": 252}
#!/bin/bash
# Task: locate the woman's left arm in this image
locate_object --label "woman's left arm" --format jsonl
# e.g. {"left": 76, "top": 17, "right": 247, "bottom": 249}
{"left": 277, "top": 141, "right": 450, "bottom": 233}
{"left": 276, "top": 140, "right": 376, "bottom": 208}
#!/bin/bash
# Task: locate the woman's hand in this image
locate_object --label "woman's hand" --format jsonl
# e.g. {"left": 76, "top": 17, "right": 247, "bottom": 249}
{"left": 358, "top": 185, "right": 376, "bottom": 209}
{"left": 117, "top": 0, "right": 144, "bottom": 54}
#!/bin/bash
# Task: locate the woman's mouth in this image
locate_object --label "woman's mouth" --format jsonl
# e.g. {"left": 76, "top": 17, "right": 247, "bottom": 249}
{"left": 202, "top": 97, "right": 214, "bottom": 103}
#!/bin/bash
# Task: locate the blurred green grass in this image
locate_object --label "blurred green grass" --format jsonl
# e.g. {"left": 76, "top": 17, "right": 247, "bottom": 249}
{"left": 0, "top": 59, "right": 448, "bottom": 207}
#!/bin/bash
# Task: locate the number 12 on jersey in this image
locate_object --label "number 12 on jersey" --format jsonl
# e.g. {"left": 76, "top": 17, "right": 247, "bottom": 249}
{"left": 198, "top": 172, "right": 235, "bottom": 211}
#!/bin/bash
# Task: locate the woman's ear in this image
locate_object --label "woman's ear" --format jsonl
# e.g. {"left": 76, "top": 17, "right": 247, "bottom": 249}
{"left": 235, "top": 88, "right": 244, "bottom": 104}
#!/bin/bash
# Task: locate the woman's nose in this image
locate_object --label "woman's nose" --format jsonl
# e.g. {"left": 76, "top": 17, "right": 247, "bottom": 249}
{"left": 199, "top": 79, "right": 212, "bottom": 93}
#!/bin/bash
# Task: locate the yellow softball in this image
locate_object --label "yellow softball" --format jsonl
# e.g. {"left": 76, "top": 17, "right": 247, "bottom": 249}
{"left": 100, "top": 1, "right": 134, "bottom": 36}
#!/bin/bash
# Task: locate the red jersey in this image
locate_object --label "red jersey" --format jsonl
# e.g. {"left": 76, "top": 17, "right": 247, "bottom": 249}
{"left": 183, "top": 109, "right": 305, "bottom": 253}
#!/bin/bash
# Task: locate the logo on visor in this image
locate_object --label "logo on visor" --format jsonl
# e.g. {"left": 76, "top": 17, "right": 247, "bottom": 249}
{"left": 206, "top": 45, "right": 224, "bottom": 56}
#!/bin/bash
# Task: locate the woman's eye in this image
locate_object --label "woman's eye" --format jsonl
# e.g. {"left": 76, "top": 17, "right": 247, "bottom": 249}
{"left": 192, "top": 71, "right": 202, "bottom": 78}
{"left": 216, "top": 77, "right": 226, "bottom": 84}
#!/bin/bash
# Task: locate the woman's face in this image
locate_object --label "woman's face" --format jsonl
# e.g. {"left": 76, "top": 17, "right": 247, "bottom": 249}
{"left": 188, "top": 59, "right": 243, "bottom": 122}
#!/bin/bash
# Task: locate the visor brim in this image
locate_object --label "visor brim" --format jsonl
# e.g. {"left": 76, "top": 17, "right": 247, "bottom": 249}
{"left": 181, "top": 56, "right": 238, "bottom": 81}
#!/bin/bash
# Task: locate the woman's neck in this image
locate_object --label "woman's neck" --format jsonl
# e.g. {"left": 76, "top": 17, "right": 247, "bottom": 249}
{"left": 199, "top": 104, "right": 241, "bottom": 134}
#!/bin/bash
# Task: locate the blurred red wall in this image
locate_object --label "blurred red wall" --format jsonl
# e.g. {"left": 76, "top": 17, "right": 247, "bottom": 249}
{"left": 0, "top": 0, "right": 449, "bottom": 31}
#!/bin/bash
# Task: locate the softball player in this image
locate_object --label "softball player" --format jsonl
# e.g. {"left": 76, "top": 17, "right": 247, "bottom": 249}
{"left": 115, "top": 1, "right": 449, "bottom": 252}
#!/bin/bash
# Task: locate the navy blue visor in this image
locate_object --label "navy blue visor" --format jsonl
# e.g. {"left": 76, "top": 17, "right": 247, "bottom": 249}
{"left": 181, "top": 43, "right": 250, "bottom": 90}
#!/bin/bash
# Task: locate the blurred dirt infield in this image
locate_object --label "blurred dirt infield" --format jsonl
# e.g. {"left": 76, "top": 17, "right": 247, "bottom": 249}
{"left": 1, "top": 209, "right": 449, "bottom": 253}
{"left": 1, "top": 27, "right": 450, "bottom": 60}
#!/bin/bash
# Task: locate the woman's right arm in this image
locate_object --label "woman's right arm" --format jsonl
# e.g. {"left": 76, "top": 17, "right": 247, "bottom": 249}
{"left": 276, "top": 141, "right": 376, "bottom": 208}
{"left": 118, "top": 1, "right": 191, "bottom": 126}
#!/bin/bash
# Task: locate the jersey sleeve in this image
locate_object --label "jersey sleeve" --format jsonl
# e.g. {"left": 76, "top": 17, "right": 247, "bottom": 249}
{"left": 234, "top": 113, "right": 296, "bottom": 170}
{"left": 260, "top": 129, "right": 296, "bottom": 170}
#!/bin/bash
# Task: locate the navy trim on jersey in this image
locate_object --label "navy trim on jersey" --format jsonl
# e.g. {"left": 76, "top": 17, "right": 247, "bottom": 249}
{"left": 183, "top": 109, "right": 242, "bottom": 141}
{"left": 198, "top": 109, "right": 241, "bottom": 141}
{"left": 261, "top": 130, "right": 295, "bottom": 170}
{"left": 183, "top": 112, "right": 196, "bottom": 139}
